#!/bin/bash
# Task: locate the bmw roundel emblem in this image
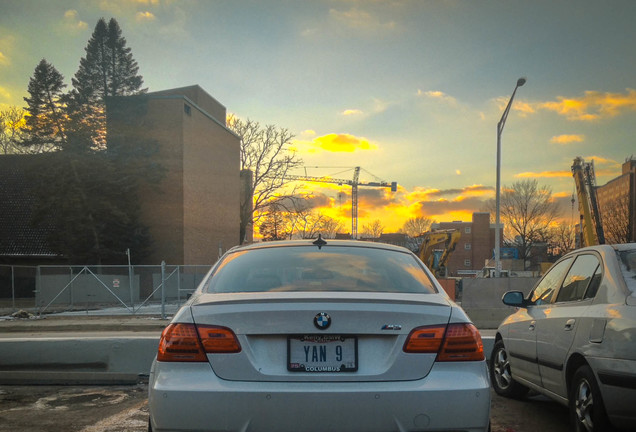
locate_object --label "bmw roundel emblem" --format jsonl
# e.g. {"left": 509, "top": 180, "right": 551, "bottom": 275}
{"left": 314, "top": 312, "right": 331, "bottom": 330}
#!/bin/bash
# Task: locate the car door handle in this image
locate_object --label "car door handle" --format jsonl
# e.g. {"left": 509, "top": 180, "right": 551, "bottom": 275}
{"left": 564, "top": 319, "right": 576, "bottom": 331}
{"left": 529, "top": 320, "right": 536, "bottom": 331}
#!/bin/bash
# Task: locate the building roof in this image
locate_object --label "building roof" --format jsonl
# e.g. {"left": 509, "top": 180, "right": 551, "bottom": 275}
{"left": 0, "top": 154, "right": 57, "bottom": 258}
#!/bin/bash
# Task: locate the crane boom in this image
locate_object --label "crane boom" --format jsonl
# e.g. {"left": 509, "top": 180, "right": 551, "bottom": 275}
{"left": 284, "top": 167, "right": 397, "bottom": 239}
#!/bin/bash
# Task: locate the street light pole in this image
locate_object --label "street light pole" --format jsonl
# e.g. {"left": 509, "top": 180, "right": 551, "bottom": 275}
{"left": 495, "top": 77, "right": 526, "bottom": 277}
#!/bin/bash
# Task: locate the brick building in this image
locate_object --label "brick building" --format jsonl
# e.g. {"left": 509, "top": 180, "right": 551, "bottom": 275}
{"left": 596, "top": 158, "right": 636, "bottom": 243}
{"left": 1, "top": 86, "right": 241, "bottom": 267}
{"left": 430, "top": 212, "right": 499, "bottom": 277}
{"left": 106, "top": 85, "right": 242, "bottom": 264}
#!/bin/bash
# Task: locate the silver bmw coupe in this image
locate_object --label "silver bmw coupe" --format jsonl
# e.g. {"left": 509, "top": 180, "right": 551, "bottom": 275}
{"left": 148, "top": 238, "right": 490, "bottom": 432}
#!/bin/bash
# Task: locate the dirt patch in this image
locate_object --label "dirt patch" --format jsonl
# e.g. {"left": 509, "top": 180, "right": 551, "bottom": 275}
{"left": 0, "top": 384, "right": 148, "bottom": 432}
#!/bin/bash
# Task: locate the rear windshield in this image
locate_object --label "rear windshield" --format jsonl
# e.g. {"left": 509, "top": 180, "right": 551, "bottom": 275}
{"left": 205, "top": 245, "right": 437, "bottom": 294}
{"left": 618, "top": 249, "right": 636, "bottom": 294}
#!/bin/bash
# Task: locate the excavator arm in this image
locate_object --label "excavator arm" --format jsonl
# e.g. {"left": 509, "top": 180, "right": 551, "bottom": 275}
{"left": 417, "top": 229, "right": 461, "bottom": 277}
{"left": 572, "top": 157, "right": 604, "bottom": 246}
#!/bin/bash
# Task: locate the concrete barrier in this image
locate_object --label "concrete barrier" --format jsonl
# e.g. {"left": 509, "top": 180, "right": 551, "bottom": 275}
{"left": 461, "top": 277, "right": 538, "bottom": 329}
{"left": 0, "top": 336, "right": 159, "bottom": 385}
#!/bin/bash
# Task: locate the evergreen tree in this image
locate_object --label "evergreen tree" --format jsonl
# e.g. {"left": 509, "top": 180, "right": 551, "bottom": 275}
{"left": 22, "top": 59, "right": 67, "bottom": 151}
{"left": 20, "top": 19, "right": 159, "bottom": 264}
{"left": 68, "top": 17, "right": 145, "bottom": 149}
{"left": 72, "top": 17, "right": 144, "bottom": 100}
{"left": 105, "top": 18, "right": 144, "bottom": 96}
{"left": 29, "top": 150, "right": 155, "bottom": 264}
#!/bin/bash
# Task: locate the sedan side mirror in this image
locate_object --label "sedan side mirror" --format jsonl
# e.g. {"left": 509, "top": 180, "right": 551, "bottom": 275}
{"left": 502, "top": 291, "right": 527, "bottom": 308}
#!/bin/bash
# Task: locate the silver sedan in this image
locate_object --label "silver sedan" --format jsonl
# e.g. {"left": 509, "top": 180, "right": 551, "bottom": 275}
{"left": 491, "top": 243, "right": 636, "bottom": 432}
{"left": 148, "top": 238, "right": 490, "bottom": 432}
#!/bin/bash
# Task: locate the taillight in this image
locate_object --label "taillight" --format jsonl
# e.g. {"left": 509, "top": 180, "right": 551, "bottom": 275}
{"left": 403, "top": 323, "right": 484, "bottom": 362}
{"left": 197, "top": 325, "right": 242, "bottom": 353}
{"left": 157, "top": 323, "right": 241, "bottom": 362}
{"left": 437, "top": 323, "right": 484, "bottom": 362}
{"left": 403, "top": 325, "right": 446, "bottom": 353}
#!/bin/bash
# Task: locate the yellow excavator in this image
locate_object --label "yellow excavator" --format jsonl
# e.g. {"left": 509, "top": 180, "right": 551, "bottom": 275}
{"left": 417, "top": 229, "right": 461, "bottom": 277}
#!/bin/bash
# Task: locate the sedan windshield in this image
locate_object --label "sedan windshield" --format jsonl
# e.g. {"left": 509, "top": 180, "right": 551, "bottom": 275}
{"left": 205, "top": 246, "right": 437, "bottom": 294}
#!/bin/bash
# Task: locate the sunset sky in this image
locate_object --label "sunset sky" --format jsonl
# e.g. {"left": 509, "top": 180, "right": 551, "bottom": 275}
{"left": 1, "top": 0, "right": 635, "bottom": 234}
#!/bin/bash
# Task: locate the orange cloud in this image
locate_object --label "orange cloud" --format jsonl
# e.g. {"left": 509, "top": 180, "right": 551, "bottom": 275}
{"left": 295, "top": 133, "right": 379, "bottom": 153}
{"left": 540, "top": 89, "right": 636, "bottom": 121}
{"left": 515, "top": 171, "right": 571, "bottom": 178}
{"left": 513, "top": 101, "right": 535, "bottom": 116}
{"left": 551, "top": 134, "right": 584, "bottom": 144}
{"left": 342, "top": 109, "right": 363, "bottom": 116}
{"left": 417, "top": 90, "right": 458, "bottom": 105}
{"left": 584, "top": 155, "right": 619, "bottom": 166}
{"left": 136, "top": 11, "right": 156, "bottom": 22}
{"left": 62, "top": 10, "right": 88, "bottom": 32}
{"left": 495, "top": 97, "right": 534, "bottom": 116}
{"left": 263, "top": 180, "right": 500, "bottom": 235}
{"left": 410, "top": 184, "right": 493, "bottom": 198}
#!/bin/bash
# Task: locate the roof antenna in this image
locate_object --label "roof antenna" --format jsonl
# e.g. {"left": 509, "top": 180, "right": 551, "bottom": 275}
{"left": 312, "top": 234, "right": 327, "bottom": 249}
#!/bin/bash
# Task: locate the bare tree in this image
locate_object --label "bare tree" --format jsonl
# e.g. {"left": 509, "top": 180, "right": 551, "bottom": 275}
{"left": 320, "top": 216, "right": 344, "bottom": 239}
{"left": 259, "top": 197, "right": 342, "bottom": 240}
{"left": 546, "top": 222, "right": 576, "bottom": 259}
{"left": 484, "top": 179, "right": 560, "bottom": 270}
{"left": 602, "top": 195, "right": 631, "bottom": 244}
{"left": 0, "top": 106, "right": 27, "bottom": 154}
{"left": 228, "top": 115, "right": 303, "bottom": 243}
{"left": 361, "top": 219, "right": 384, "bottom": 238}
{"left": 400, "top": 217, "right": 432, "bottom": 237}
{"left": 258, "top": 202, "right": 290, "bottom": 241}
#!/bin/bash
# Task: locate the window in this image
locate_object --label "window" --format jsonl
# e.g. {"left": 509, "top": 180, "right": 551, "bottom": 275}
{"left": 464, "top": 243, "right": 471, "bottom": 250}
{"left": 584, "top": 266, "right": 602, "bottom": 299}
{"left": 205, "top": 245, "right": 437, "bottom": 294}
{"left": 464, "top": 259, "right": 471, "bottom": 267}
{"left": 465, "top": 227, "right": 471, "bottom": 234}
{"left": 530, "top": 257, "right": 573, "bottom": 305}
{"left": 556, "top": 254, "right": 601, "bottom": 302}
{"left": 184, "top": 104, "right": 192, "bottom": 115}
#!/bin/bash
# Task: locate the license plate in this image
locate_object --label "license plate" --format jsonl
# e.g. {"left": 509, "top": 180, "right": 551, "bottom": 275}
{"left": 288, "top": 335, "right": 357, "bottom": 372}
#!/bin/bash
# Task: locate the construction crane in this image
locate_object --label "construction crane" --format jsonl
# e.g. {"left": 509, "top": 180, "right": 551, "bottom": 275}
{"left": 572, "top": 157, "right": 605, "bottom": 246}
{"left": 284, "top": 167, "right": 397, "bottom": 239}
{"left": 416, "top": 229, "right": 461, "bottom": 277}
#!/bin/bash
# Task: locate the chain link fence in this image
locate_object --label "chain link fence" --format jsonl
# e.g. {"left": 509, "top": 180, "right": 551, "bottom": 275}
{"left": 0, "top": 263, "right": 211, "bottom": 318}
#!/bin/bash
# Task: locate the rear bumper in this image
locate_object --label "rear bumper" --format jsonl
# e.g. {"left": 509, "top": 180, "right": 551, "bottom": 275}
{"left": 148, "top": 360, "right": 491, "bottom": 432}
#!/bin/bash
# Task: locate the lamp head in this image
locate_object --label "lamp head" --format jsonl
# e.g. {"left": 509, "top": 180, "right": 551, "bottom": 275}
{"left": 517, "top": 77, "right": 527, "bottom": 87}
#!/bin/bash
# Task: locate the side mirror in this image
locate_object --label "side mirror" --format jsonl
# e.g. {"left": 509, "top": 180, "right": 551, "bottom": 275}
{"left": 502, "top": 291, "right": 527, "bottom": 308}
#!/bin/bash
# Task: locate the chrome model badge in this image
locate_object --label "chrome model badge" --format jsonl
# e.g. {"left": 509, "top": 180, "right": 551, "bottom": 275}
{"left": 314, "top": 312, "right": 331, "bottom": 330}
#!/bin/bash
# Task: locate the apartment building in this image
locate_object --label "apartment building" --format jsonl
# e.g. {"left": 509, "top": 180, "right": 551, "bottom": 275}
{"left": 596, "top": 158, "right": 636, "bottom": 243}
{"left": 431, "top": 212, "right": 498, "bottom": 276}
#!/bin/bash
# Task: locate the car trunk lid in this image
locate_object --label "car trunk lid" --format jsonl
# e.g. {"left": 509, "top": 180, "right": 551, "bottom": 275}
{"left": 190, "top": 291, "right": 452, "bottom": 382}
